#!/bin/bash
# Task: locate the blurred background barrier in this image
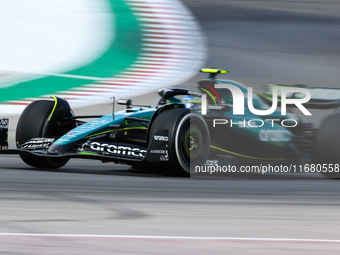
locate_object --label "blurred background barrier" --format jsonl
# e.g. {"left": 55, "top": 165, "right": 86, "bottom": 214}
{"left": 0, "top": 0, "right": 206, "bottom": 115}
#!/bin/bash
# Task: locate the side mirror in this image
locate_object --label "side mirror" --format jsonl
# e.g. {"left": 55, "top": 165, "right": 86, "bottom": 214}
{"left": 117, "top": 99, "right": 132, "bottom": 108}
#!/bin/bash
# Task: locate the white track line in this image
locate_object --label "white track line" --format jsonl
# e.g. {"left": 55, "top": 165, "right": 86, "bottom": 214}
{"left": 0, "top": 233, "right": 339, "bottom": 243}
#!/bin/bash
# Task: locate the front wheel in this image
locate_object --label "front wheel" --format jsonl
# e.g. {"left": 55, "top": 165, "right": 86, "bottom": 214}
{"left": 16, "top": 100, "right": 69, "bottom": 169}
{"left": 149, "top": 108, "right": 210, "bottom": 176}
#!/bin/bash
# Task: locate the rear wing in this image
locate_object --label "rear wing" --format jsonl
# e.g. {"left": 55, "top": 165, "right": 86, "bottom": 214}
{"left": 262, "top": 84, "right": 340, "bottom": 109}
{"left": 0, "top": 118, "right": 8, "bottom": 149}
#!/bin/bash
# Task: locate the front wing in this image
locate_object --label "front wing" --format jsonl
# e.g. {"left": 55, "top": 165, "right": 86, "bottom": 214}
{"left": 0, "top": 122, "right": 169, "bottom": 166}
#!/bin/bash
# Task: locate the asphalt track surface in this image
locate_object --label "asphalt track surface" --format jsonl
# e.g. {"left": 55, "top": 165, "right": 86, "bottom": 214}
{"left": 1, "top": 1, "right": 340, "bottom": 254}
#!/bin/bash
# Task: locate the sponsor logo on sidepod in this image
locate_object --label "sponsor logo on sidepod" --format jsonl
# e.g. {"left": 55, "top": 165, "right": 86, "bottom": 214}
{"left": 90, "top": 142, "right": 146, "bottom": 157}
{"left": 259, "top": 130, "right": 292, "bottom": 142}
{"left": 154, "top": 135, "right": 169, "bottom": 141}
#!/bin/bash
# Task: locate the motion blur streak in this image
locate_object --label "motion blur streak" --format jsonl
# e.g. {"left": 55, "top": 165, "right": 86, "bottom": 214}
{"left": 1, "top": 233, "right": 340, "bottom": 242}
{"left": 1, "top": 155, "right": 340, "bottom": 254}
{"left": 0, "top": 233, "right": 339, "bottom": 254}
{"left": 0, "top": 0, "right": 205, "bottom": 115}
{"left": 0, "top": 235, "right": 339, "bottom": 254}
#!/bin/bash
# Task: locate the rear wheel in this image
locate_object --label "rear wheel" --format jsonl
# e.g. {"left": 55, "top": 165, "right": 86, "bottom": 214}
{"left": 16, "top": 100, "right": 69, "bottom": 169}
{"left": 315, "top": 114, "right": 340, "bottom": 178}
{"left": 149, "top": 108, "right": 210, "bottom": 176}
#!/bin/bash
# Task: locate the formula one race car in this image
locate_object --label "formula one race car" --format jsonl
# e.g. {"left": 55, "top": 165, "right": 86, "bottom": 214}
{"left": 1, "top": 69, "right": 340, "bottom": 177}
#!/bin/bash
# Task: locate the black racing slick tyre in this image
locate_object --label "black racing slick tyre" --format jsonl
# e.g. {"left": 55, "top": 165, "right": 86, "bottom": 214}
{"left": 149, "top": 108, "right": 210, "bottom": 176}
{"left": 16, "top": 100, "right": 69, "bottom": 169}
{"left": 315, "top": 114, "right": 340, "bottom": 178}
